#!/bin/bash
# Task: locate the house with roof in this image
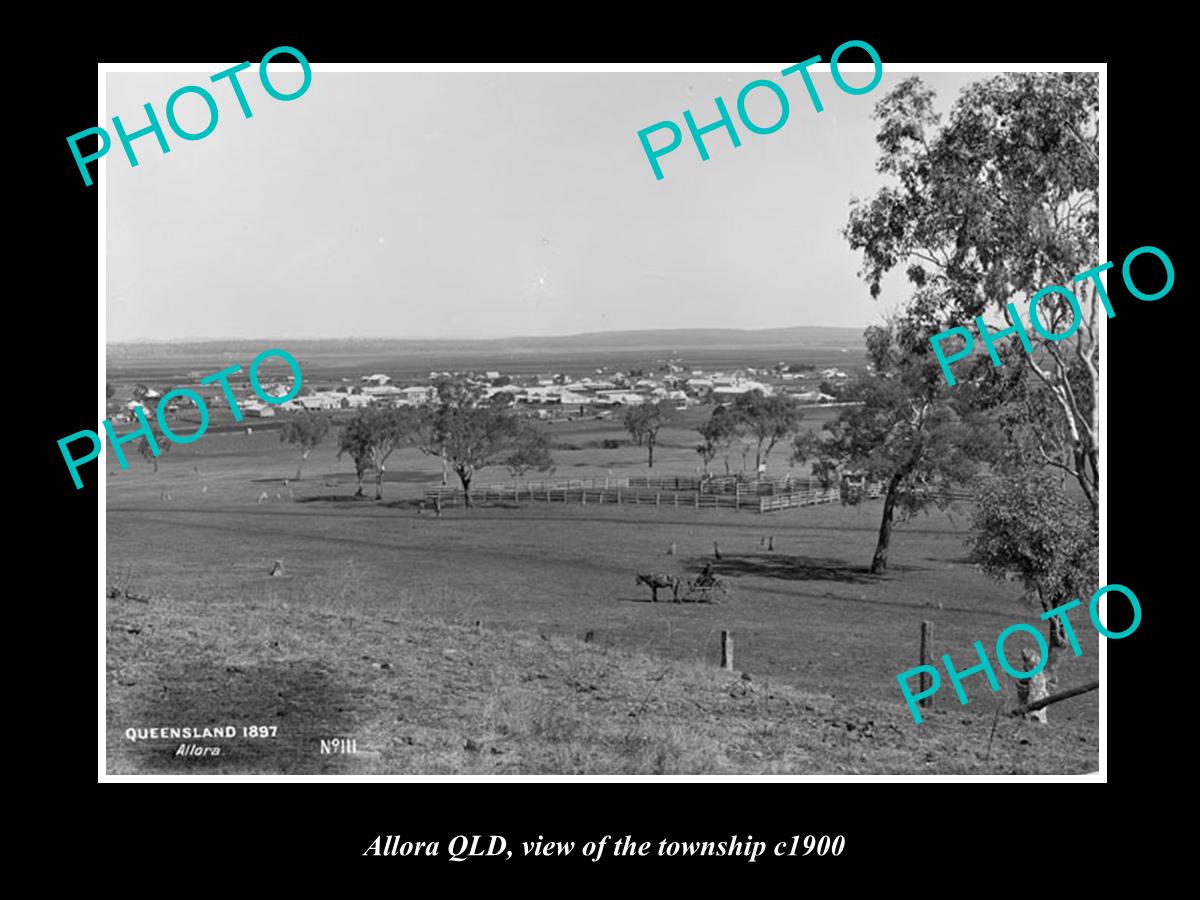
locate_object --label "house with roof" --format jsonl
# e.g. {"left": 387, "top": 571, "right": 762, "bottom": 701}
{"left": 397, "top": 386, "right": 432, "bottom": 405}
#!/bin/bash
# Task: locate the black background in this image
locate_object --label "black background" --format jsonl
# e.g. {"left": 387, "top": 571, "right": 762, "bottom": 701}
{"left": 26, "top": 13, "right": 1181, "bottom": 879}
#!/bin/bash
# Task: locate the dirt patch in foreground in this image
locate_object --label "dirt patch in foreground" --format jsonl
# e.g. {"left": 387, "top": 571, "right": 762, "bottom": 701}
{"left": 106, "top": 595, "right": 1098, "bottom": 775}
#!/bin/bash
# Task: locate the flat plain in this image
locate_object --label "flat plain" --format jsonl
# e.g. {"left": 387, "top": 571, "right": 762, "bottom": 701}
{"left": 104, "top": 346, "right": 1100, "bottom": 775}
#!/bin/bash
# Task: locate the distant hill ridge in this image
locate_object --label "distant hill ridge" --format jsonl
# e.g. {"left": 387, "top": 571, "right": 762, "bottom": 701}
{"left": 107, "top": 326, "right": 864, "bottom": 358}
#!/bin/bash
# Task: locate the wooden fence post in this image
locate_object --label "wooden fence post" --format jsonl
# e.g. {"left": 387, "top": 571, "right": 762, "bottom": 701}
{"left": 694, "top": 493, "right": 700, "bottom": 510}
{"left": 617, "top": 489, "right": 622, "bottom": 505}
{"left": 920, "top": 621, "right": 934, "bottom": 708}
{"left": 721, "top": 631, "right": 733, "bottom": 671}
{"left": 656, "top": 492, "right": 661, "bottom": 507}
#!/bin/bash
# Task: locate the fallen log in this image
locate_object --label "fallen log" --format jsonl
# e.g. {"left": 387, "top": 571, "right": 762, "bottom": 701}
{"left": 1009, "top": 680, "right": 1099, "bottom": 718}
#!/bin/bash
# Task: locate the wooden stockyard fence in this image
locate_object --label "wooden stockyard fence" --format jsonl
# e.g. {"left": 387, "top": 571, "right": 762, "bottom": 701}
{"left": 424, "top": 474, "right": 857, "bottom": 514}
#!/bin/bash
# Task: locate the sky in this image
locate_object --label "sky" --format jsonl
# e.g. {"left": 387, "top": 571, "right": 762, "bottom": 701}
{"left": 105, "top": 68, "right": 985, "bottom": 342}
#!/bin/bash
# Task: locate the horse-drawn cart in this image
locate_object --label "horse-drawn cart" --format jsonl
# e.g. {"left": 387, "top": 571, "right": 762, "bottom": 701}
{"left": 636, "top": 570, "right": 729, "bottom": 603}
{"left": 679, "top": 572, "right": 728, "bottom": 603}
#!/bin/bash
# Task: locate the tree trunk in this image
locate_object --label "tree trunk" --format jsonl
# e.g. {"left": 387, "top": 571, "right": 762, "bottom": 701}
{"left": 723, "top": 456, "right": 730, "bottom": 477}
{"left": 1015, "top": 649, "right": 1049, "bottom": 723}
{"left": 441, "top": 454, "right": 448, "bottom": 487}
{"left": 1040, "top": 588, "right": 1071, "bottom": 698}
{"left": 152, "top": 459, "right": 159, "bottom": 474}
{"left": 460, "top": 471, "right": 473, "bottom": 508}
{"left": 354, "top": 466, "right": 365, "bottom": 499}
{"left": 376, "top": 464, "right": 385, "bottom": 500}
{"left": 871, "top": 472, "right": 905, "bottom": 574}
{"left": 648, "top": 439, "right": 655, "bottom": 468}
{"left": 296, "top": 447, "right": 310, "bottom": 481}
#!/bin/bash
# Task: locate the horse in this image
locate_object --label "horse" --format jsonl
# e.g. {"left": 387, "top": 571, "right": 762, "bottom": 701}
{"left": 636, "top": 573, "right": 680, "bottom": 603}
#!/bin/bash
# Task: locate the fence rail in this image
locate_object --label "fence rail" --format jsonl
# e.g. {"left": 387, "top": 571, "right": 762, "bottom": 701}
{"left": 493, "top": 474, "right": 829, "bottom": 495}
{"left": 427, "top": 486, "right": 752, "bottom": 509}
{"left": 487, "top": 477, "right": 631, "bottom": 492}
{"left": 757, "top": 488, "right": 842, "bottom": 511}
{"left": 429, "top": 478, "right": 978, "bottom": 514}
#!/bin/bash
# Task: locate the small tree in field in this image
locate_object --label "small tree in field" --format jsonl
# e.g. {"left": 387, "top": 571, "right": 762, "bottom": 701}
{"left": 338, "top": 407, "right": 418, "bottom": 500}
{"left": 418, "top": 377, "right": 488, "bottom": 486}
{"left": 279, "top": 413, "right": 331, "bottom": 480}
{"left": 732, "top": 390, "right": 803, "bottom": 473}
{"left": 794, "top": 317, "right": 998, "bottom": 573}
{"left": 623, "top": 400, "right": 678, "bottom": 468}
{"left": 696, "top": 405, "right": 739, "bottom": 475}
{"left": 137, "top": 431, "right": 171, "bottom": 473}
{"left": 437, "top": 406, "right": 553, "bottom": 507}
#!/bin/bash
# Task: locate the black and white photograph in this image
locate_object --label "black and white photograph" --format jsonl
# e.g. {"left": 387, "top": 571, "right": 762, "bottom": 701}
{"left": 96, "top": 60, "right": 1107, "bottom": 778}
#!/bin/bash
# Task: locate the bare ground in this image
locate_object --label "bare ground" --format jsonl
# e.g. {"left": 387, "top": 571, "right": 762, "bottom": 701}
{"left": 106, "top": 593, "right": 1098, "bottom": 776}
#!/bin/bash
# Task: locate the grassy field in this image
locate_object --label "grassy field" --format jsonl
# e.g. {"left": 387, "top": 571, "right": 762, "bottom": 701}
{"left": 104, "top": 412, "right": 1100, "bottom": 774}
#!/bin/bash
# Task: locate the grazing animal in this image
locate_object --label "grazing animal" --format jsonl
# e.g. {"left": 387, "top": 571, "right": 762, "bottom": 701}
{"left": 636, "top": 573, "right": 680, "bottom": 603}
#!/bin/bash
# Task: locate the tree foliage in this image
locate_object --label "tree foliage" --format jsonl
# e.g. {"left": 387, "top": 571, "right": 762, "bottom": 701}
{"left": 969, "top": 468, "right": 1098, "bottom": 677}
{"left": 623, "top": 400, "right": 678, "bottom": 468}
{"left": 412, "top": 379, "right": 554, "bottom": 506}
{"left": 794, "top": 317, "right": 998, "bottom": 573}
{"left": 696, "top": 393, "right": 804, "bottom": 475}
{"left": 279, "top": 413, "right": 331, "bottom": 480}
{"left": 136, "top": 429, "right": 171, "bottom": 474}
{"left": 438, "top": 405, "right": 554, "bottom": 506}
{"left": 417, "top": 378, "right": 486, "bottom": 486}
{"left": 845, "top": 72, "right": 1100, "bottom": 514}
{"left": 338, "top": 407, "right": 420, "bottom": 500}
{"left": 731, "top": 390, "right": 803, "bottom": 472}
{"left": 696, "top": 404, "right": 739, "bottom": 475}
